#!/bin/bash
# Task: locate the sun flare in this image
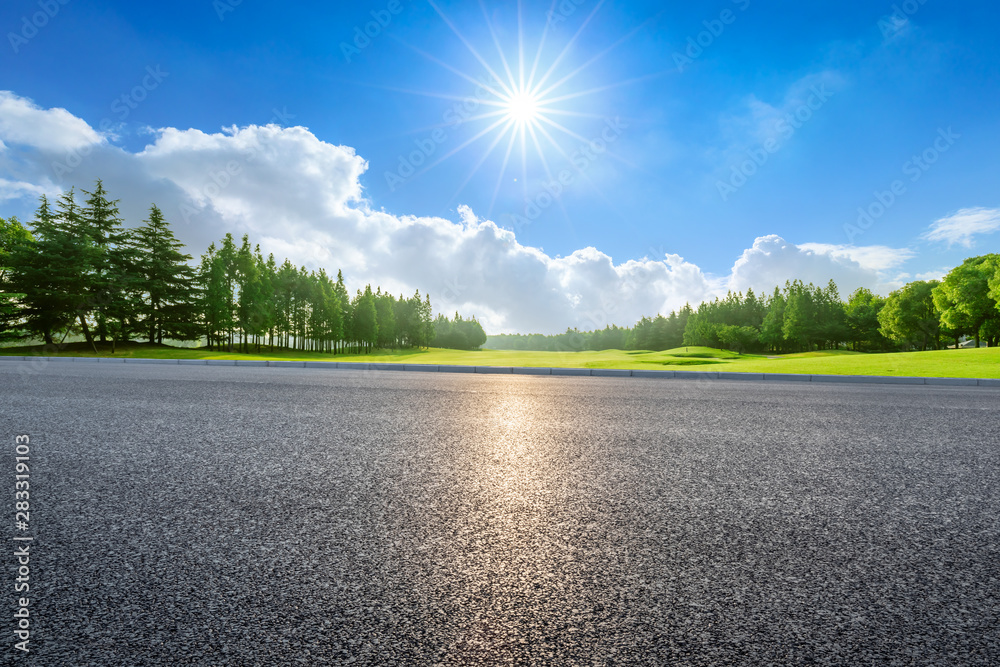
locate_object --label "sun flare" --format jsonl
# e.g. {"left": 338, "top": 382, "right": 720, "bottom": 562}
{"left": 402, "top": 0, "right": 639, "bottom": 215}
{"left": 505, "top": 90, "right": 542, "bottom": 125}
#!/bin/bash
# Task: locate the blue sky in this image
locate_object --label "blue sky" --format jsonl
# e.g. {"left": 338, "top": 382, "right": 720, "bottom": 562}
{"left": 2, "top": 1, "right": 999, "bottom": 333}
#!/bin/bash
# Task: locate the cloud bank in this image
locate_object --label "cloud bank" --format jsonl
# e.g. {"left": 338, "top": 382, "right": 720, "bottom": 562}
{"left": 0, "top": 91, "right": 915, "bottom": 334}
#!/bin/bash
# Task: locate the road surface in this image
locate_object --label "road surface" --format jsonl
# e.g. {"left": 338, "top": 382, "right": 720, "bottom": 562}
{"left": 2, "top": 361, "right": 999, "bottom": 665}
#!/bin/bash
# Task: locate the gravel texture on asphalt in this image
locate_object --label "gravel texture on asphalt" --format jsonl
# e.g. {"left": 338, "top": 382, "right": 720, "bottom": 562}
{"left": 2, "top": 361, "right": 999, "bottom": 665}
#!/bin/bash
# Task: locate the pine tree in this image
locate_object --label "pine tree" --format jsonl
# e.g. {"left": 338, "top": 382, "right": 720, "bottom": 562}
{"left": 334, "top": 270, "right": 351, "bottom": 353}
{"left": 132, "top": 205, "right": 199, "bottom": 345}
{"left": 81, "top": 180, "right": 126, "bottom": 343}
{"left": 353, "top": 285, "right": 378, "bottom": 353}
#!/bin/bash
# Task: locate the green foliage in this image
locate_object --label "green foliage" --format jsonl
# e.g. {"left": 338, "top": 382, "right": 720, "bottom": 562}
{"left": 2, "top": 183, "right": 462, "bottom": 355}
{"left": 132, "top": 205, "right": 200, "bottom": 344}
{"left": 352, "top": 285, "right": 378, "bottom": 352}
{"left": 845, "top": 287, "right": 888, "bottom": 351}
{"left": 432, "top": 312, "right": 487, "bottom": 350}
{"left": 878, "top": 280, "right": 942, "bottom": 351}
{"left": 0, "top": 215, "right": 33, "bottom": 341}
{"left": 932, "top": 255, "right": 1000, "bottom": 347}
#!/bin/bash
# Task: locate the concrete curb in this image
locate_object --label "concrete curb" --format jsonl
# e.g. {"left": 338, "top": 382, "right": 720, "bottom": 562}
{"left": 2, "top": 356, "right": 998, "bottom": 387}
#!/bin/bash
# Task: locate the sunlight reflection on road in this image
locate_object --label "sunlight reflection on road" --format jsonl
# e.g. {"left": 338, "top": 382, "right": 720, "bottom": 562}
{"left": 380, "top": 379, "right": 600, "bottom": 661}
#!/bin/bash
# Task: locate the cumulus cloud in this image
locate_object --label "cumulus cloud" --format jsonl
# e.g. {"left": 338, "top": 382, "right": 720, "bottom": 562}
{"left": 0, "top": 92, "right": 916, "bottom": 333}
{"left": 728, "top": 235, "right": 902, "bottom": 297}
{"left": 0, "top": 91, "right": 104, "bottom": 152}
{"left": 921, "top": 207, "right": 1000, "bottom": 248}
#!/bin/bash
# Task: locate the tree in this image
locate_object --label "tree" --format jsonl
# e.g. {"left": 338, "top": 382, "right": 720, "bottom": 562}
{"left": 132, "top": 205, "right": 200, "bottom": 346}
{"left": 431, "top": 312, "right": 487, "bottom": 350}
{"left": 760, "top": 288, "right": 787, "bottom": 352}
{"left": 845, "top": 287, "right": 888, "bottom": 351}
{"left": 374, "top": 289, "right": 397, "bottom": 350}
{"left": 0, "top": 216, "right": 33, "bottom": 341}
{"left": 7, "top": 192, "right": 99, "bottom": 349}
{"left": 198, "top": 243, "right": 232, "bottom": 351}
{"left": 717, "top": 325, "right": 759, "bottom": 354}
{"left": 334, "top": 270, "right": 352, "bottom": 353}
{"left": 782, "top": 281, "right": 818, "bottom": 351}
{"left": 878, "top": 280, "right": 942, "bottom": 351}
{"left": 81, "top": 180, "right": 127, "bottom": 343}
{"left": 352, "top": 286, "right": 378, "bottom": 353}
{"left": 933, "top": 255, "right": 1000, "bottom": 347}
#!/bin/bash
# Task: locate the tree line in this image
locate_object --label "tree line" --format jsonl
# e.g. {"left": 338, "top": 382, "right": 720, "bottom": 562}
{"left": 0, "top": 181, "right": 486, "bottom": 353}
{"left": 488, "top": 256, "right": 1000, "bottom": 353}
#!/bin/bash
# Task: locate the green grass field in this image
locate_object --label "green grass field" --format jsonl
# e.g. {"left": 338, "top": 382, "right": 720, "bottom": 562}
{"left": 1, "top": 341, "right": 998, "bottom": 378}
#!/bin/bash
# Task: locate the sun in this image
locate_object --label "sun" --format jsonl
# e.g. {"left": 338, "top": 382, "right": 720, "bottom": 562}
{"left": 396, "top": 0, "right": 642, "bottom": 216}
{"left": 504, "top": 90, "right": 541, "bottom": 125}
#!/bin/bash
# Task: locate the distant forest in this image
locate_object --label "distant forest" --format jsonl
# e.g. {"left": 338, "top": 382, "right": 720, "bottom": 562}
{"left": 488, "top": 256, "right": 1000, "bottom": 354}
{"left": 0, "top": 181, "right": 487, "bottom": 353}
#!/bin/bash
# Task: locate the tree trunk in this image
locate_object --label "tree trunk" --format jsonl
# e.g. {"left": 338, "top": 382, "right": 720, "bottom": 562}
{"left": 78, "top": 314, "right": 98, "bottom": 354}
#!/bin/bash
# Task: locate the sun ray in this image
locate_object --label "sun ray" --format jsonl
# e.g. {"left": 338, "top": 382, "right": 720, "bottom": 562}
{"left": 530, "top": 0, "right": 606, "bottom": 96}
{"left": 426, "top": 0, "right": 515, "bottom": 99}
{"left": 542, "top": 71, "right": 671, "bottom": 105}
{"left": 489, "top": 129, "right": 520, "bottom": 216}
{"left": 527, "top": 120, "right": 576, "bottom": 248}
{"left": 542, "top": 109, "right": 619, "bottom": 120}
{"left": 517, "top": 0, "right": 526, "bottom": 90}
{"left": 533, "top": 113, "right": 595, "bottom": 145}
{"left": 533, "top": 121, "right": 617, "bottom": 209}
{"left": 526, "top": 122, "right": 561, "bottom": 209}
{"left": 526, "top": 0, "right": 559, "bottom": 92}
{"left": 536, "top": 114, "right": 636, "bottom": 168}
{"left": 390, "top": 35, "right": 510, "bottom": 101}
{"left": 415, "top": 115, "right": 511, "bottom": 178}
{"left": 447, "top": 119, "right": 517, "bottom": 205}
{"left": 520, "top": 124, "right": 528, "bottom": 201}
{"left": 534, "top": 22, "right": 649, "bottom": 100}
{"left": 481, "top": 0, "right": 518, "bottom": 99}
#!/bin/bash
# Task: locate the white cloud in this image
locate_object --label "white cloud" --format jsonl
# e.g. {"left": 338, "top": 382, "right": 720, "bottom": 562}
{"left": 728, "top": 235, "right": 900, "bottom": 297}
{"left": 0, "top": 91, "right": 103, "bottom": 152}
{"left": 0, "top": 92, "right": 919, "bottom": 334}
{"left": 921, "top": 207, "right": 1000, "bottom": 248}
{"left": 796, "top": 243, "right": 915, "bottom": 272}
{"left": 0, "top": 178, "right": 53, "bottom": 202}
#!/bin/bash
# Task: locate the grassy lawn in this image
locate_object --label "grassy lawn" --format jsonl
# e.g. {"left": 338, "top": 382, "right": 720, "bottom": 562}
{"left": 1, "top": 341, "right": 997, "bottom": 378}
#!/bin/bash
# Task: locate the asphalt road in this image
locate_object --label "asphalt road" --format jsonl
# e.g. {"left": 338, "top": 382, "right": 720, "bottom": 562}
{"left": 2, "top": 361, "right": 999, "bottom": 665}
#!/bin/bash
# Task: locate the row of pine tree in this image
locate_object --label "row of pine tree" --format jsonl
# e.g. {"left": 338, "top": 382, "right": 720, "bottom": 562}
{"left": 0, "top": 181, "right": 487, "bottom": 353}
